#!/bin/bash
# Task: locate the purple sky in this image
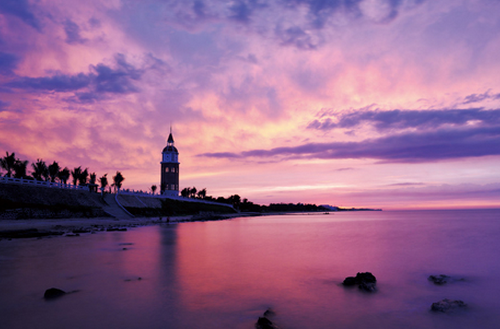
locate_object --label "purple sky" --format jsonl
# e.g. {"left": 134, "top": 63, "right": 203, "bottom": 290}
{"left": 1, "top": 0, "right": 500, "bottom": 209}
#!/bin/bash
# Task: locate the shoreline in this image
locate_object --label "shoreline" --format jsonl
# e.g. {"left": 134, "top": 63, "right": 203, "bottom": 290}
{"left": 0, "top": 213, "right": 262, "bottom": 239}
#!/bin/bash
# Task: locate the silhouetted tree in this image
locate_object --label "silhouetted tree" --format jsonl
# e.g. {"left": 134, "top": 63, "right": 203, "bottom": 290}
{"left": 0, "top": 152, "right": 17, "bottom": 177}
{"left": 181, "top": 187, "right": 190, "bottom": 197}
{"left": 99, "top": 174, "right": 108, "bottom": 195}
{"left": 151, "top": 185, "right": 157, "bottom": 194}
{"left": 89, "top": 172, "right": 96, "bottom": 185}
{"left": 78, "top": 168, "right": 89, "bottom": 186}
{"left": 113, "top": 171, "right": 124, "bottom": 192}
{"left": 58, "top": 167, "right": 70, "bottom": 184}
{"left": 32, "top": 159, "right": 48, "bottom": 181}
{"left": 197, "top": 188, "right": 207, "bottom": 199}
{"left": 48, "top": 161, "right": 60, "bottom": 182}
{"left": 13, "top": 159, "right": 28, "bottom": 179}
{"left": 190, "top": 187, "right": 197, "bottom": 198}
{"left": 71, "top": 166, "right": 82, "bottom": 185}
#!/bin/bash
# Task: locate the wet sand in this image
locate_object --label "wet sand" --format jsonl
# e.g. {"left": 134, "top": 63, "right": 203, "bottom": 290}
{"left": 0, "top": 213, "right": 260, "bottom": 237}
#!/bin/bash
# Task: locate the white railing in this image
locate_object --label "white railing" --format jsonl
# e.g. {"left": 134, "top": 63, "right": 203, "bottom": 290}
{"left": 0, "top": 176, "right": 89, "bottom": 191}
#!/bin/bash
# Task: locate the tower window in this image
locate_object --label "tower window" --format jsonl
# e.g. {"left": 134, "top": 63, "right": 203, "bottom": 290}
{"left": 165, "top": 168, "right": 169, "bottom": 172}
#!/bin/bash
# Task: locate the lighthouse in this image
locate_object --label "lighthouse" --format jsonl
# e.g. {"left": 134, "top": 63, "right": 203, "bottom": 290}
{"left": 160, "top": 129, "right": 179, "bottom": 196}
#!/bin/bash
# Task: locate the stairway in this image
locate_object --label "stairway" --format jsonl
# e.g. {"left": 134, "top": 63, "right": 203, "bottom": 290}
{"left": 101, "top": 194, "right": 134, "bottom": 219}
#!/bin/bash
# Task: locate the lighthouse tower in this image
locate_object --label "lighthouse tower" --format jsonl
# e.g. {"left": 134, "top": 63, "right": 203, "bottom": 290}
{"left": 160, "top": 129, "right": 179, "bottom": 196}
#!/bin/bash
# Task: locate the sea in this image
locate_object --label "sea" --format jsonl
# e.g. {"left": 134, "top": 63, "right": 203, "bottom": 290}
{"left": 1, "top": 209, "right": 499, "bottom": 329}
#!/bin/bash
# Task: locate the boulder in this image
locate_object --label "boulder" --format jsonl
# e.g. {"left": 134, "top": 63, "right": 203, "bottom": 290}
{"left": 428, "top": 275, "right": 450, "bottom": 285}
{"left": 343, "top": 272, "right": 377, "bottom": 292}
{"left": 431, "top": 299, "right": 467, "bottom": 313}
{"left": 44, "top": 288, "right": 66, "bottom": 300}
{"left": 255, "top": 309, "right": 278, "bottom": 329}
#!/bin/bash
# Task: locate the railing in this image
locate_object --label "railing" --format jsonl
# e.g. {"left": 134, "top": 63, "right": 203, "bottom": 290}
{"left": 0, "top": 176, "right": 90, "bottom": 191}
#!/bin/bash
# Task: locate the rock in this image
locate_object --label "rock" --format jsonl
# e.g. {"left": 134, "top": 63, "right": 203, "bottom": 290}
{"left": 255, "top": 309, "right": 278, "bottom": 329}
{"left": 343, "top": 272, "right": 377, "bottom": 292}
{"left": 359, "top": 282, "right": 377, "bottom": 292}
{"left": 428, "top": 275, "right": 450, "bottom": 285}
{"left": 256, "top": 317, "right": 275, "bottom": 329}
{"left": 431, "top": 299, "right": 467, "bottom": 312}
{"left": 44, "top": 288, "right": 66, "bottom": 300}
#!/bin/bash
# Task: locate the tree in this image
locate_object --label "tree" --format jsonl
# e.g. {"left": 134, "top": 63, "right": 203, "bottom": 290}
{"left": 181, "top": 187, "right": 190, "bottom": 197}
{"left": 197, "top": 188, "right": 207, "bottom": 199}
{"left": 89, "top": 172, "right": 96, "bottom": 185}
{"left": 71, "top": 166, "right": 82, "bottom": 185}
{"left": 48, "top": 161, "right": 60, "bottom": 182}
{"left": 99, "top": 174, "right": 108, "bottom": 195}
{"left": 190, "top": 187, "right": 197, "bottom": 198}
{"left": 13, "top": 159, "right": 28, "bottom": 179}
{"left": 0, "top": 152, "right": 17, "bottom": 177}
{"left": 78, "top": 168, "right": 89, "bottom": 186}
{"left": 58, "top": 167, "right": 70, "bottom": 184}
{"left": 113, "top": 171, "right": 125, "bottom": 192}
{"left": 32, "top": 159, "right": 48, "bottom": 181}
{"left": 151, "top": 185, "right": 157, "bottom": 194}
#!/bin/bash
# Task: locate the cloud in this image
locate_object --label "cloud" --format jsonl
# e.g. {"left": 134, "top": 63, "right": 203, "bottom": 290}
{"left": 7, "top": 73, "right": 92, "bottom": 92}
{"left": 200, "top": 125, "right": 500, "bottom": 163}
{"left": 5, "top": 54, "right": 143, "bottom": 97}
{"left": 462, "top": 90, "right": 500, "bottom": 105}
{"left": 64, "top": 19, "right": 87, "bottom": 44}
{"left": 0, "top": 52, "right": 20, "bottom": 75}
{"left": 0, "top": 0, "right": 41, "bottom": 30}
{"left": 308, "top": 108, "right": 500, "bottom": 131}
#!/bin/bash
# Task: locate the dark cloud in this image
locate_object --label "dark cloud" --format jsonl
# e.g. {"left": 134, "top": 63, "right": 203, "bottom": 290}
{"left": 0, "top": 0, "right": 41, "bottom": 30}
{"left": 7, "top": 73, "right": 92, "bottom": 92}
{"left": 462, "top": 90, "right": 500, "bottom": 104}
{"left": 200, "top": 125, "right": 500, "bottom": 163}
{"left": 0, "top": 100, "right": 10, "bottom": 111}
{"left": 228, "top": 0, "right": 266, "bottom": 23}
{"left": 308, "top": 108, "right": 500, "bottom": 131}
{"left": 5, "top": 54, "right": 143, "bottom": 98}
{"left": 276, "top": 26, "right": 317, "bottom": 49}
{"left": 0, "top": 52, "right": 20, "bottom": 75}
{"left": 64, "top": 19, "right": 87, "bottom": 44}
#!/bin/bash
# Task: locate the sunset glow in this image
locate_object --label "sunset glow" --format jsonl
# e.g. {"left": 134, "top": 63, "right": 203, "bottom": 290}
{"left": 1, "top": 0, "right": 500, "bottom": 209}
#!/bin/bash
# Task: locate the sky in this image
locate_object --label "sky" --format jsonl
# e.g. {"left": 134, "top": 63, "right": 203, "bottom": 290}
{"left": 1, "top": 0, "right": 500, "bottom": 210}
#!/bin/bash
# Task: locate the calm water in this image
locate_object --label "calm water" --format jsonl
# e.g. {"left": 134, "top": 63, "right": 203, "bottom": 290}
{"left": 1, "top": 210, "right": 500, "bottom": 329}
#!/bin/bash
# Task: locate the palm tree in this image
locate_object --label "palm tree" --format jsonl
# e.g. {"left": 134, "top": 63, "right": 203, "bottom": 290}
{"left": 112, "top": 171, "right": 125, "bottom": 192}
{"left": 13, "top": 159, "right": 28, "bottom": 179}
{"left": 181, "top": 187, "right": 190, "bottom": 197}
{"left": 58, "top": 167, "right": 70, "bottom": 185}
{"left": 78, "top": 168, "right": 89, "bottom": 186}
{"left": 151, "top": 185, "right": 157, "bottom": 194}
{"left": 99, "top": 174, "right": 108, "bottom": 196}
{"left": 1, "top": 152, "right": 17, "bottom": 177}
{"left": 71, "top": 166, "right": 82, "bottom": 185}
{"left": 32, "top": 159, "right": 48, "bottom": 181}
{"left": 48, "top": 161, "right": 60, "bottom": 182}
{"left": 197, "top": 188, "right": 207, "bottom": 199}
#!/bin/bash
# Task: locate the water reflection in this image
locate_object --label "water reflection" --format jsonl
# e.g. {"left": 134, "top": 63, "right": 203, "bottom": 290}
{"left": 1, "top": 210, "right": 500, "bottom": 328}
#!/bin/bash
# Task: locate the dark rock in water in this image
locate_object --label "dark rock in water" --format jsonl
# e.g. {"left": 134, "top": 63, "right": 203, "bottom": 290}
{"left": 431, "top": 299, "right": 467, "bottom": 312}
{"left": 428, "top": 274, "right": 450, "bottom": 285}
{"left": 255, "top": 309, "right": 278, "bottom": 329}
{"left": 342, "top": 276, "right": 358, "bottom": 286}
{"left": 106, "top": 227, "right": 127, "bottom": 232}
{"left": 44, "top": 288, "right": 66, "bottom": 300}
{"left": 256, "top": 317, "right": 275, "bottom": 329}
{"left": 359, "top": 282, "right": 377, "bottom": 292}
{"left": 343, "top": 272, "right": 377, "bottom": 292}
